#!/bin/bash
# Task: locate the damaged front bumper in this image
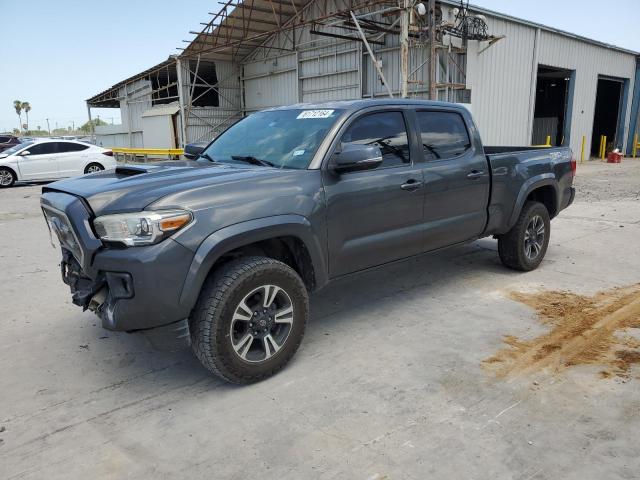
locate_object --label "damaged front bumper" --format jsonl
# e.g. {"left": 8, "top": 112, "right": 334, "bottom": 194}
{"left": 42, "top": 191, "right": 194, "bottom": 351}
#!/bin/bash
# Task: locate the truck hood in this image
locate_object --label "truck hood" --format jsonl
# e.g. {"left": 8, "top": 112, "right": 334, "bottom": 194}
{"left": 43, "top": 161, "right": 283, "bottom": 215}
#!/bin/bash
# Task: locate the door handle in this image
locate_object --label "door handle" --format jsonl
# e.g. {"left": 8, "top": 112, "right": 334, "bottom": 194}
{"left": 400, "top": 179, "right": 423, "bottom": 191}
{"left": 467, "top": 170, "right": 485, "bottom": 180}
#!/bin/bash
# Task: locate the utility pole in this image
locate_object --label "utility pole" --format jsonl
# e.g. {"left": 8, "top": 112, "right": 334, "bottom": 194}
{"left": 400, "top": 0, "right": 410, "bottom": 98}
{"left": 428, "top": 0, "right": 437, "bottom": 100}
{"left": 46, "top": 118, "right": 50, "bottom": 135}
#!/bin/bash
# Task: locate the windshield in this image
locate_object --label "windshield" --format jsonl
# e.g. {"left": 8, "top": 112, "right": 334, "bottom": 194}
{"left": 2, "top": 141, "right": 34, "bottom": 156}
{"left": 203, "top": 108, "right": 343, "bottom": 169}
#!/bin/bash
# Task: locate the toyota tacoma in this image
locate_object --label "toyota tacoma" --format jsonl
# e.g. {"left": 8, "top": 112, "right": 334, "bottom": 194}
{"left": 41, "top": 100, "right": 575, "bottom": 383}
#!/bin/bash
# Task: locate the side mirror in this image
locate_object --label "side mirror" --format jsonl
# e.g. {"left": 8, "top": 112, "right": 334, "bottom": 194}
{"left": 19, "top": 150, "right": 30, "bottom": 156}
{"left": 331, "top": 144, "right": 383, "bottom": 173}
{"left": 183, "top": 142, "right": 207, "bottom": 160}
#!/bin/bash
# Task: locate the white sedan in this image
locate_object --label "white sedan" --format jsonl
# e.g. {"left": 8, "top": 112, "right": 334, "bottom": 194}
{"left": 0, "top": 139, "right": 116, "bottom": 188}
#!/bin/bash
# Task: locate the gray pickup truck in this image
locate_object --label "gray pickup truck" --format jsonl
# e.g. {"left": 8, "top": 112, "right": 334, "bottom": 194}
{"left": 41, "top": 99, "right": 575, "bottom": 383}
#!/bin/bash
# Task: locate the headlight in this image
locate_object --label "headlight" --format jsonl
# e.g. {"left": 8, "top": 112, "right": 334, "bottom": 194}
{"left": 93, "top": 209, "right": 192, "bottom": 246}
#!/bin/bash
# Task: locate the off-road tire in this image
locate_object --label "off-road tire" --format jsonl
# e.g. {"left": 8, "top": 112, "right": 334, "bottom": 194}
{"left": 0, "top": 167, "right": 16, "bottom": 188}
{"left": 498, "top": 201, "right": 550, "bottom": 271}
{"left": 84, "top": 163, "right": 104, "bottom": 174}
{"left": 190, "top": 256, "right": 309, "bottom": 384}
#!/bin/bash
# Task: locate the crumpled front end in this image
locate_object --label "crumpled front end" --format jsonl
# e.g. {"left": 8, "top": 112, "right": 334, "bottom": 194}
{"left": 41, "top": 191, "right": 194, "bottom": 351}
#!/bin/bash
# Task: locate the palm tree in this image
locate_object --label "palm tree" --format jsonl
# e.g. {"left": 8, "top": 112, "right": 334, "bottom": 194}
{"left": 21, "top": 102, "right": 31, "bottom": 131}
{"left": 13, "top": 100, "right": 23, "bottom": 132}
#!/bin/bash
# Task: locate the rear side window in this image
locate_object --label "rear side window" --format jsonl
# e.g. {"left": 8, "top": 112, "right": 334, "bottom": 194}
{"left": 58, "top": 142, "right": 89, "bottom": 153}
{"left": 416, "top": 111, "right": 471, "bottom": 160}
{"left": 0, "top": 136, "right": 9, "bottom": 143}
{"left": 340, "top": 111, "right": 410, "bottom": 168}
{"left": 28, "top": 143, "right": 58, "bottom": 155}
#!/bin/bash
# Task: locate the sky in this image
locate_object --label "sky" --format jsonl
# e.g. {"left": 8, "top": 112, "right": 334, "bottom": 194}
{"left": 1, "top": 0, "right": 639, "bottom": 133}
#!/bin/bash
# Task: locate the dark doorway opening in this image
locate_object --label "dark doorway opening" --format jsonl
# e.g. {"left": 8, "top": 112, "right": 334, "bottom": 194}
{"left": 531, "top": 65, "right": 574, "bottom": 146}
{"left": 591, "top": 78, "right": 623, "bottom": 156}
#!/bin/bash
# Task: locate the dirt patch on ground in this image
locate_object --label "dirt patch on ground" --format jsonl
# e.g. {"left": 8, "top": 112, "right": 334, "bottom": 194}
{"left": 483, "top": 285, "right": 640, "bottom": 379}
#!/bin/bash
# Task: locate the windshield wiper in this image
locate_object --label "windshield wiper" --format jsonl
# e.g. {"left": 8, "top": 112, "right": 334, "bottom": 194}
{"left": 231, "top": 155, "right": 276, "bottom": 167}
{"left": 198, "top": 152, "right": 217, "bottom": 163}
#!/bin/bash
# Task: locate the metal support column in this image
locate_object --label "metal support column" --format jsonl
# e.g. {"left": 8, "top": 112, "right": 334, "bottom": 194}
{"left": 400, "top": 0, "right": 410, "bottom": 98}
{"left": 427, "top": 0, "right": 436, "bottom": 100}
{"left": 175, "top": 56, "right": 189, "bottom": 147}
{"left": 86, "top": 104, "right": 94, "bottom": 143}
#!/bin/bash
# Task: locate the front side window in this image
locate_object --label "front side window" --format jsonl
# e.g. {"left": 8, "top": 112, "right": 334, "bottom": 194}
{"left": 340, "top": 111, "right": 410, "bottom": 168}
{"left": 416, "top": 111, "right": 471, "bottom": 160}
{"left": 203, "top": 108, "right": 343, "bottom": 170}
{"left": 27, "top": 143, "right": 57, "bottom": 155}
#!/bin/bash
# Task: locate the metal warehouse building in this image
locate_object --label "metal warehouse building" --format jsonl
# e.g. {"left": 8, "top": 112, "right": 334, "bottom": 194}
{"left": 87, "top": 0, "right": 640, "bottom": 160}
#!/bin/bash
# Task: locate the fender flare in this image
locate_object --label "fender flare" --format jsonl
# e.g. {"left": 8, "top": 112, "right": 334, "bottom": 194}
{"left": 178, "top": 214, "right": 328, "bottom": 310}
{"left": 508, "top": 174, "right": 559, "bottom": 229}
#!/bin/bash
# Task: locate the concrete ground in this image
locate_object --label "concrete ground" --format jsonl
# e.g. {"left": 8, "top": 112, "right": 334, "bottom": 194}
{"left": 1, "top": 160, "right": 639, "bottom": 479}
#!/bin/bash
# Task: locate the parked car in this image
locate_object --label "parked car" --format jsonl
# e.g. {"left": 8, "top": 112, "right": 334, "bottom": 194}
{"left": 0, "top": 135, "right": 21, "bottom": 153}
{"left": 0, "top": 139, "right": 115, "bottom": 188}
{"left": 183, "top": 140, "right": 209, "bottom": 160}
{"left": 41, "top": 99, "right": 575, "bottom": 384}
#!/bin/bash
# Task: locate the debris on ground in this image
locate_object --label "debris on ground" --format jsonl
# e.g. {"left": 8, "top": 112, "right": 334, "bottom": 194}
{"left": 484, "top": 284, "right": 640, "bottom": 379}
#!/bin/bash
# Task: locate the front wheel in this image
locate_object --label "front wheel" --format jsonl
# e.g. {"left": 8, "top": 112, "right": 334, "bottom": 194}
{"left": 498, "top": 201, "right": 550, "bottom": 271}
{"left": 0, "top": 167, "right": 16, "bottom": 188}
{"left": 190, "top": 256, "right": 309, "bottom": 384}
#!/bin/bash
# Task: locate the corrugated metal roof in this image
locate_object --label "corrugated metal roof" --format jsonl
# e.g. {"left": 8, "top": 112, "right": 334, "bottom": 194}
{"left": 86, "top": 57, "right": 176, "bottom": 107}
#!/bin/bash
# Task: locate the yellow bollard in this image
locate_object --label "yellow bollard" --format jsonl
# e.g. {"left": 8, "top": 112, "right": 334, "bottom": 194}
{"left": 545, "top": 135, "right": 551, "bottom": 147}
{"left": 580, "top": 135, "right": 586, "bottom": 163}
{"left": 598, "top": 135, "right": 604, "bottom": 160}
{"left": 634, "top": 134, "right": 638, "bottom": 158}
{"left": 602, "top": 135, "right": 607, "bottom": 161}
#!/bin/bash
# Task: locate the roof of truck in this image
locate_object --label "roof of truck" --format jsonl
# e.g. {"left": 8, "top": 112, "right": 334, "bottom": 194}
{"left": 266, "top": 99, "right": 464, "bottom": 112}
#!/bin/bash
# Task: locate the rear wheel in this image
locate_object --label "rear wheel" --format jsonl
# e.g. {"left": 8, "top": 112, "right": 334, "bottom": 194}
{"left": 190, "top": 256, "right": 308, "bottom": 384}
{"left": 84, "top": 163, "right": 104, "bottom": 174}
{"left": 0, "top": 168, "right": 16, "bottom": 188}
{"left": 498, "top": 201, "right": 550, "bottom": 271}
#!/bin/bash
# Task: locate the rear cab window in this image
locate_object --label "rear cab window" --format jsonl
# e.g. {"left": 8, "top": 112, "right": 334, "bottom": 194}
{"left": 416, "top": 110, "right": 471, "bottom": 160}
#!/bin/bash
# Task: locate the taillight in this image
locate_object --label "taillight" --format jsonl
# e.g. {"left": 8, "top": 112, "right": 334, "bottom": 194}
{"left": 102, "top": 150, "right": 113, "bottom": 156}
{"left": 570, "top": 158, "right": 576, "bottom": 177}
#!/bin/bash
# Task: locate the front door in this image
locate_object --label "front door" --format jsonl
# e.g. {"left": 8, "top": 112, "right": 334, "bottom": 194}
{"left": 323, "top": 110, "right": 425, "bottom": 277}
{"left": 415, "top": 109, "right": 490, "bottom": 250}
{"left": 17, "top": 142, "right": 60, "bottom": 180}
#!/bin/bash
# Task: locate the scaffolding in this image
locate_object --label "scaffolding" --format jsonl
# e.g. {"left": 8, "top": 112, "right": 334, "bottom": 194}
{"left": 88, "top": 0, "right": 499, "bottom": 147}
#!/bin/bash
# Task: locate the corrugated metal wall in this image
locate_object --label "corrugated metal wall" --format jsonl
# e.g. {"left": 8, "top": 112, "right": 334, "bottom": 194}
{"left": 299, "top": 43, "right": 361, "bottom": 102}
{"left": 243, "top": 53, "right": 298, "bottom": 111}
{"left": 466, "top": 13, "right": 637, "bottom": 156}
{"left": 537, "top": 30, "right": 636, "bottom": 155}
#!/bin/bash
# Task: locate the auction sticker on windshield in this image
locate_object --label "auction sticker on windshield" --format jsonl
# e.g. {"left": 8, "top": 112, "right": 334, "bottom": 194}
{"left": 297, "top": 110, "right": 334, "bottom": 119}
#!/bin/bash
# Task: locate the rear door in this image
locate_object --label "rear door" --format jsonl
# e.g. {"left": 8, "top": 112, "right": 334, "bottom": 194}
{"left": 17, "top": 142, "right": 60, "bottom": 180}
{"left": 56, "top": 142, "right": 90, "bottom": 177}
{"left": 415, "top": 109, "right": 490, "bottom": 250}
{"left": 322, "top": 108, "right": 425, "bottom": 277}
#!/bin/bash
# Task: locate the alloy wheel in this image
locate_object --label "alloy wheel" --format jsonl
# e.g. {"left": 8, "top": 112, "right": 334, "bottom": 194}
{"left": 524, "top": 214, "right": 545, "bottom": 260}
{"left": 229, "top": 284, "right": 294, "bottom": 363}
{"left": 0, "top": 170, "right": 13, "bottom": 186}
